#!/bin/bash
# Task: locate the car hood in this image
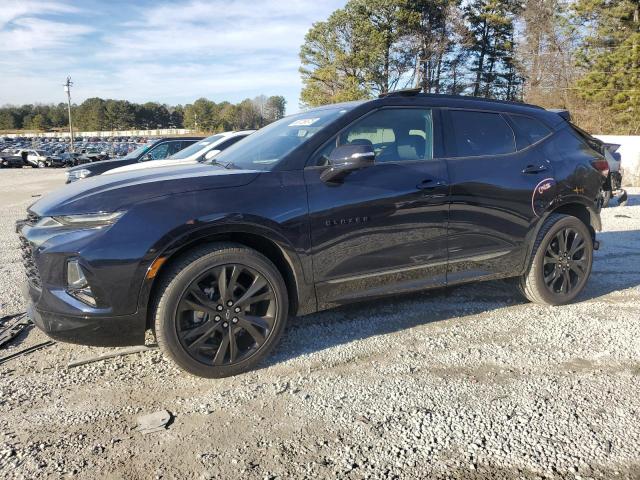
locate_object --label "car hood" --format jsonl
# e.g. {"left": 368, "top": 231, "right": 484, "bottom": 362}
{"left": 30, "top": 163, "right": 260, "bottom": 216}
{"left": 104, "top": 158, "right": 198, "bottom": 175}
{"left": 67, "top": 156, "right": 133, "bottom": 173}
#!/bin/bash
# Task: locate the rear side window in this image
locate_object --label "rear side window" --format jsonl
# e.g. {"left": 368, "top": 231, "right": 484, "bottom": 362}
{"left": 509, "top": 114, "right": 552, "bottom": 148}
{"left": 449, "top": 110, "right": 515, "bottom": 157}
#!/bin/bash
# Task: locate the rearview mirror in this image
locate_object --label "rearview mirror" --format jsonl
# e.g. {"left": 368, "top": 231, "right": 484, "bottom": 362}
{"left": 320, "top": 144, "right": 375, "bottom": 183}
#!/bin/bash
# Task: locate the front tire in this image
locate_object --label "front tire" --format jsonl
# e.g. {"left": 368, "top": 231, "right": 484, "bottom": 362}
{"left": 38, "top": 160, "right": 46, "bottom": 168}
{"left": 153, "top": 243, "right": 288, "bottom": 378}
{"left": 519, "top": 214, "right": 593, "bottom": 305}
{"left": 602, "top": 190, "right": 612, "bottom": 208}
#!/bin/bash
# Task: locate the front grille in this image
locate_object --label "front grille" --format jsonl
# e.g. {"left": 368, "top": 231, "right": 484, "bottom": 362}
{"left": 26, "top": 211, "right": 39, "bottom": 226}
{"left": 18, "top": 234, "right": 42, "bottom": 290}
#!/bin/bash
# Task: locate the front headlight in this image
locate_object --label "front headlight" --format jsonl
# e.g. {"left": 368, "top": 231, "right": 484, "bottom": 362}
{"left": 67, "top": 168, "right": 91, "bottom": 181}
{"left": 36, "top": 211, "right": 125, "bottom": 228}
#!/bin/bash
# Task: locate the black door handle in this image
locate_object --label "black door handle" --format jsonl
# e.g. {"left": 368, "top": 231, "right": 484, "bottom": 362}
{"left": 522, "top": 164, "right": 549, "bottom": 174}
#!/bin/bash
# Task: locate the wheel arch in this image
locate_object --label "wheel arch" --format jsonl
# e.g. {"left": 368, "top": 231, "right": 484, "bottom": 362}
{"left": 522, "top": 199, "right": 600, "bottom": 273}
{"left": 141, "top": 224, "right": 314, "bottom": 329}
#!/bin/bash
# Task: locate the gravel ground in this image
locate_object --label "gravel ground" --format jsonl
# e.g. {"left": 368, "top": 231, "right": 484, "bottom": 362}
{"left": 1, "top": 168, "right": 639, "bottom": 479}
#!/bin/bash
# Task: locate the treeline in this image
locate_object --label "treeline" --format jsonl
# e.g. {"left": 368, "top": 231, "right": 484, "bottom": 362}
{"left": 300, "top": 0, "right": 640, "bottom": 135}
{"left": 0, "top": 95, "right": 286, "bottom": 133}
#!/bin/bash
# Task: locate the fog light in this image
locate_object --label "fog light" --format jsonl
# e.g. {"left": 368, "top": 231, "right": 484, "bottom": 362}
{"left": 67, "top": 259, "right": 88, "bottom": 289}
{"left": 66, "top": 259, "right": 97, "bottom": 307}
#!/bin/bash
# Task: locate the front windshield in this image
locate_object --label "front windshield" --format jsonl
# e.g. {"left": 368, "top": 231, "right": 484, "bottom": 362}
{"left": 170, "top": 134, "right": 224, "bottom": 160}
{"left": 214, "top": 106, "right": 353, "bottom": 170}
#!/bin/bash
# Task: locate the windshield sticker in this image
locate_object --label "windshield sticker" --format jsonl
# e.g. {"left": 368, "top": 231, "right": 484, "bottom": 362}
{"left": 288, "top": 118, "right": 320, "bottom": 127}
{"left": 531, "top": 178, "right": 557, "bottom": 217}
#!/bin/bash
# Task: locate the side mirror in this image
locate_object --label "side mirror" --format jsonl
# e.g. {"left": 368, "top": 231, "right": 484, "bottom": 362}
{"left": 204, "top": 149, "right": 221, "bottom": 161}
{"left": 320, "top": 144, "right": 375, "bottom": 183}
{"left": 141, "top": 153, "right": 153, "bottom": 162}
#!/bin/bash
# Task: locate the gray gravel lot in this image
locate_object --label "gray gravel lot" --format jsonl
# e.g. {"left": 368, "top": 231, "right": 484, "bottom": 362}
{"left": 1, "top": 168, "right": 639, "bottom": 479}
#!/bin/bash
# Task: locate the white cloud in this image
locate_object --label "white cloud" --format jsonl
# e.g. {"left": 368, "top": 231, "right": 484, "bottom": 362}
{"left": 0, "top": 0, "right": 76, "bottom": 26}
{"left": 100, "top": 0, "right": 340, "bottom": 60}
{"left": 0, "top": 1, "right": 90, "bottom": 53}
{"left": 0, "top": 0, "right": 345, "bottom": 112}
{"left": 0, "top": 17, "right": 93, "bottom": 53}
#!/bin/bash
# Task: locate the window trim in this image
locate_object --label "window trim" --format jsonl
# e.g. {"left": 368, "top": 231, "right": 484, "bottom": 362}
{"left": 304, "top": 105, "right": 444, "bottom": 169}
{"left": 442, "top": 108, "right": 517, "bottom": 160}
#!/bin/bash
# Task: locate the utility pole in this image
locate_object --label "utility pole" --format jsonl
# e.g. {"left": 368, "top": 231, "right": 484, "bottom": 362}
{"left": 64, "top": 76, "right": 75, "bottom": 152}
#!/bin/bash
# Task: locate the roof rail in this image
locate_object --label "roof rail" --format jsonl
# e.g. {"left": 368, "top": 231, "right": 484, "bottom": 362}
{"left": 378, "top": 90, "right": 545, "bottom": 110}
{"left": 378, "top": 87, "right": 422, "bottom": 98}
{"left": 420, "top": 93, "right": 545, "bottom": 110}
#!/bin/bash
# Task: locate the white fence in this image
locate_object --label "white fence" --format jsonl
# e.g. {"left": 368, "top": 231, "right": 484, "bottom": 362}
{"left": 594, "top": 135, "right": 640, "bottom": 186}
{"left": 4, "top": 129, "right": 195, "bottom": 139}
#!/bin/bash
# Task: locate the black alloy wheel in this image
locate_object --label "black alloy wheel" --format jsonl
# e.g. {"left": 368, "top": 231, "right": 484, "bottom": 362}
{"left": 542, "top": 227, "right": 588, "bottom": 296}
{"left": 176, "top": 264, "right": 277, "bottom": 366}
{"left": 154, "top": 243, "right": 288, "bottom": 378}
{"left": 519, "top": 214, "right": 594, "bottom": 305}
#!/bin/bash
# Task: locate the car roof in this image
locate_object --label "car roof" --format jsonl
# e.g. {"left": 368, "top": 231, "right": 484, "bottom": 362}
{"left": 303, "top": 93, "right": 564, "bottom": 129}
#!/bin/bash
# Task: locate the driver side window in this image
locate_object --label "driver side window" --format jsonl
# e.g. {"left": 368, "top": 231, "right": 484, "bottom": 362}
{"left": 316, "top": 108, "right": 434, "bottom": 166}
{"left": 143, "top": 142, "right": 170, "bottom": 161}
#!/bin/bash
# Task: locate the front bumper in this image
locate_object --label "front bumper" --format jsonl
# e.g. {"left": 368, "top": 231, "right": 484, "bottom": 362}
{"left": 26, "top": 295, "right": 145, "bottom": 347}
{"left": 17, "top": 215, "right": 148, "bottom": 347}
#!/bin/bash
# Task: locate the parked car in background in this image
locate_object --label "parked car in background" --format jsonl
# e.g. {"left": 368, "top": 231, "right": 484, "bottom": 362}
{"left": 0, "top": 152, "right": 25, "bottom": 168}
{"left": 45, "top": 154, "right": 67, "bottom": 168}
{"left": 65, "top": 137, "right": 202, "bottom": 183}
{"left": 21, "top": 149, "right": 51, "bottom": 168}
{"left": 103, "top": 131, "right": 254, "bottom": 176}
{"left": 602, "top": 144, "right": 624, "bottom": 207}
{"left": 60, "top": 152, "right": 91, "bottom": 167}
{"left": 81, "top": 147, "right": 109, "bottom": 162}
{"left": 19, "top": 91, "right": 607, "bottom": 378}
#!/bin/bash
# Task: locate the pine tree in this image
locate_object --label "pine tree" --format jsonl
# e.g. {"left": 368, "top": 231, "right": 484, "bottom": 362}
{"left": 299, "top": 8, "right": 372, "bottom": 107}
{"left": 403, "top": 0, "right": 462, "bottom": 93}
{"left": 573, "top": 0, "right": 640, "bottom": 133}
{"left": 464, "top": 0, "right": 521, "bottom": 99}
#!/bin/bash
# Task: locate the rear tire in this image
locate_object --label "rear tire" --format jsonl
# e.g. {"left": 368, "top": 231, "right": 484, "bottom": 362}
{"left": 519, "top": 214, "right": 593, "bottom": 305}
{"left": 153, "top": 243, "right": 288, "bottom": 378}
{"left": 602, "top": 190, "right": 611, "bottom": 208}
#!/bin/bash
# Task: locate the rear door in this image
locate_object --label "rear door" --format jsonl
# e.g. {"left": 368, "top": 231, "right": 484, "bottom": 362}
{"left": 443, "top": 109, "right": 555, "bottom": 283}
{"left": 305, "top": 106, "right": 450, "bottom": 308}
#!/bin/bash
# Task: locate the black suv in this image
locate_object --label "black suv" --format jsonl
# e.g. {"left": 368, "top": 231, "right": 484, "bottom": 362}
{"left": 65, "top": 137, "right": 202, "bottom": 183}
{"left": 19, "top": 92, "right": 607, "bottom": 378}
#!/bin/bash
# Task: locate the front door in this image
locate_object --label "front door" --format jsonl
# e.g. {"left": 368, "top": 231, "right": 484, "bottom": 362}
{"left": 304, "top": 107, "right": 450, "bottom": 309}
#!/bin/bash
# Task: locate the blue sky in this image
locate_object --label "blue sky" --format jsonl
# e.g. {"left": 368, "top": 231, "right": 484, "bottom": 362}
{"left": 0, "top": 0, "right": 345, "bottom": 113}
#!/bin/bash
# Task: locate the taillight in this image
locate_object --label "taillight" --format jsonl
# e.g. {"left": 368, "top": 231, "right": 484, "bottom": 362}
{"left": 591, "top": 159, "right": 609, "bottom": 177}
